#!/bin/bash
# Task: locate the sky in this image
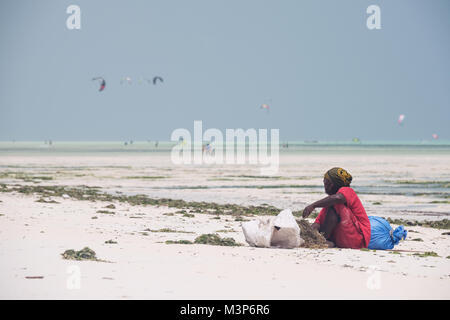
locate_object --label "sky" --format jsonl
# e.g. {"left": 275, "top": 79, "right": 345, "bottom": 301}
{"left": 0, "top": 0, "right": 449, "bottom": 141}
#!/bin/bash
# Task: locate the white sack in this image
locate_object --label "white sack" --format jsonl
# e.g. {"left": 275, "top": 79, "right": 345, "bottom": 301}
{"left": 271, "top": 209, "right": 304, "bottom": 249}
{"left": 241, "top": 217, "right": 274, "bottom": 248}
{"left": 241, "top": 208, "right": 304, "bottom": 249}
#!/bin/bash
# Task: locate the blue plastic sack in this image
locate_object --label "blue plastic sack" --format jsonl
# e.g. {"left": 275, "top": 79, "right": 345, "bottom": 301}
{"left": 367, "top": 216, "right": 407, "bottom": 250}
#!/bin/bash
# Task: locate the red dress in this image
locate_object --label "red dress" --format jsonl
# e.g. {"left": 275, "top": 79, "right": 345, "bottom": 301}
{"left": 314, "top": 187, "right": 371, "bottom": 249}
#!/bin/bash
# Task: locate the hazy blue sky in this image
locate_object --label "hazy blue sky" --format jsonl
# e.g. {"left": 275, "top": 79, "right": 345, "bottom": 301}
{"left": 1, "top": 0, "right": 449, "bottom": 141}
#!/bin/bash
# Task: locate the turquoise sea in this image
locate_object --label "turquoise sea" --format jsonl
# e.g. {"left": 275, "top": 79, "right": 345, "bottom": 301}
{"left": 0, "top": 140, "right": 450, "bottom": 153}
{"left": 0, "top": 141, "right": 449, "bottom": 219}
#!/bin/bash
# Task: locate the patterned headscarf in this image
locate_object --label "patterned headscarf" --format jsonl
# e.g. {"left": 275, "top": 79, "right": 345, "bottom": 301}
{"left": 324, "top": 167, "right": 352, "bottom": 188}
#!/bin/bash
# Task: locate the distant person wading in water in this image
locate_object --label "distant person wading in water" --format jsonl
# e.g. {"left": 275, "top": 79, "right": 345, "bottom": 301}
{"left": 302, "top": 167, "right": 371, "bottom": 249}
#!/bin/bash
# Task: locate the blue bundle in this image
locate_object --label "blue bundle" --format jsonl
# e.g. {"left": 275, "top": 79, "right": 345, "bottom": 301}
{"left": 367, "top": 216, "right": 408, "bottom": 250}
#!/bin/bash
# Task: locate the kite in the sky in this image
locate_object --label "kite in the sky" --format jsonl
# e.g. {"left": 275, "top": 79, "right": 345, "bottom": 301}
{"left": 92, "top": 77, "right": 106, "bottom": 92}
{"left": 432, "top": 133, "right": 439, "bottom": 140}
{"left": 152, "top": 76, "right": 164, "bottom": 85}
{"left": 398, "top": 114, "right": 405, "bottom": 125}
{"left": 260, "top": 98, "right": 272, "bottom": 113}
{"left": 260, "top": 104, "right": 270, "bottom": 112}
{"left": 121, "top": 76, "right": 132, "bottom": 85}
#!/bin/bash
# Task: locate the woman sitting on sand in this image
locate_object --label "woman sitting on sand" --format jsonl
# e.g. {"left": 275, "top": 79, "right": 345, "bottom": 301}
{"left": 302, "top": 167, "right": 371, "bottom": 249}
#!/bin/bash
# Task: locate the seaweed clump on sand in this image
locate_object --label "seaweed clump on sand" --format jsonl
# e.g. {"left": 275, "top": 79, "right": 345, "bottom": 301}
{"left": 194, "top": 233, "right": 242, "bottom": 247}
{"left": 1, "top": 184, "right": 289, "bottom": 217}
{"left": 35, "top": 198, "right": 59, "bottom": 204}
{"left": 413, "top": 251, "right": 440, "bottom": 258}
{"left": 148, "top": 228, "right": 194, "bottom": 234}
{"left": 165, "top": 240, "right": 193, "bottom": 245}
{"left": 61, "top": 247, "right": 100, "bottom": 261}
{"left": 97, "top": 210, "right": 115, "bottom": 215}
{"left": 296, "top": 219, "right": 329, "bottom": 249}
{"left": 386, "top": 218, "right": 450, "bottom": 230}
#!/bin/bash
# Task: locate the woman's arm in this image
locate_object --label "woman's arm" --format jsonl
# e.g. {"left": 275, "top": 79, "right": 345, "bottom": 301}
{"left": 302, "top": 193, "right": 346, "bottom": 218}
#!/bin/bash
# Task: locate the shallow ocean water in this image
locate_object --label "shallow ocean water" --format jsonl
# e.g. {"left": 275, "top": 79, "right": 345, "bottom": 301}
{"left": 0, "top": 141, "right": 449, "bottom": 221}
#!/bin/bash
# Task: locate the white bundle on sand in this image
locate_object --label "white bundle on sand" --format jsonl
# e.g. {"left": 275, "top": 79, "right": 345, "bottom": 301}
{"left": 241, "top": 217, "right": 274, "bottom": 248}
{"left": 271, "top": 209, "right": 304, "bottom": 248}
{"left": 241, "top": 209, "right": 304, "bottom": 249}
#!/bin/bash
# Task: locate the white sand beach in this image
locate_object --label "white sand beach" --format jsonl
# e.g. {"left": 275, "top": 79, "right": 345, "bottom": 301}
{"left": 0, "top": 145, "right": 449, "bottom": 299}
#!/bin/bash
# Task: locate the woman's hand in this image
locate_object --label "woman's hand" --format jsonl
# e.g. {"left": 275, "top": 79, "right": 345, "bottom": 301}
{"left": 311, "top": 223, "right": 320, "bottom": 231}
{"left": 302, "top": 204, "right": 316, "bottom": 218}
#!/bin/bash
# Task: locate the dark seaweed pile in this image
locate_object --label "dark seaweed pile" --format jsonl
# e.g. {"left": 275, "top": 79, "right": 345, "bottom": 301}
{"left": 296, "top": 219, "right": 329, "bottom": 249}
{"left": 61, "top": 247, "right": 99, "bottom": 261}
